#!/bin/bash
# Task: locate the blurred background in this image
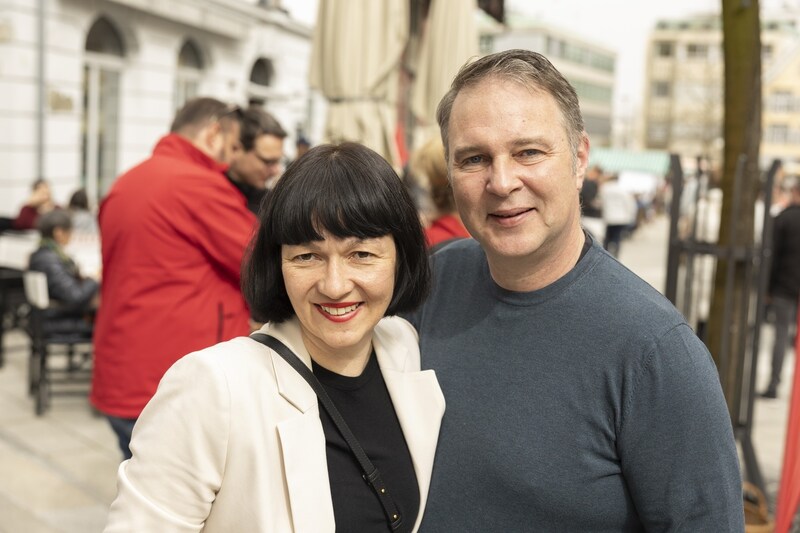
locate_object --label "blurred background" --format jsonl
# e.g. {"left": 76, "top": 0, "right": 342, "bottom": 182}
{"left": 1, "top": 0, "right": 799, "bottom": 531}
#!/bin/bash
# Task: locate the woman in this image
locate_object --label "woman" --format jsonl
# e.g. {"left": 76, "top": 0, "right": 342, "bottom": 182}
{"left": 104, "top": 143, "right": 444, "bottom": 533}
{"left": 410, "top": 137, "right": 469, "bottom": 248}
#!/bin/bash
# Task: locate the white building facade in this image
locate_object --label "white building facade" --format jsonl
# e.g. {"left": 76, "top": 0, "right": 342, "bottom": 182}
{"left": 642, "top": 13, "right": 800, "bottom": 169}
{"left": 0, "top": 0, "right": 321, "bottom": 215}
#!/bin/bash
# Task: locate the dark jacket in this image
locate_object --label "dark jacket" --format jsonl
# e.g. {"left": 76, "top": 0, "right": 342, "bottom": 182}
{"left": 769, "top": 204, "right": 800, "bottom": 301}
{"left": 28, "top": 240, "right": 99, "bottom": 310}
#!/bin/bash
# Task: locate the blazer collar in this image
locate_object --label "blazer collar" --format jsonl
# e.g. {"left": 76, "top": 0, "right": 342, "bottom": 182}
{"left": 255, "top": 318, "right": 444, "bottom": 533}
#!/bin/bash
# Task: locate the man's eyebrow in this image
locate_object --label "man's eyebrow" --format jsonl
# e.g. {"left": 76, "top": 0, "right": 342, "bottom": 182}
{"left": 510, "top": 137, "right": 548, "bottom": 148}
{"left": 452, "top": 145, "right": 483, "bottom": 161}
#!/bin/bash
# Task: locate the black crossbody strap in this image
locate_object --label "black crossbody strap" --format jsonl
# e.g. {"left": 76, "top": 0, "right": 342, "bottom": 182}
{"left": 251, "top": 333, "right": 403, "bottom": 531}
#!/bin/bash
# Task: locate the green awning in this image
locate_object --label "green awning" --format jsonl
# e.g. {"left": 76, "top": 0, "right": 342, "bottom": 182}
{"left": 588, "top": 148, "right": 671, "bottom": 176}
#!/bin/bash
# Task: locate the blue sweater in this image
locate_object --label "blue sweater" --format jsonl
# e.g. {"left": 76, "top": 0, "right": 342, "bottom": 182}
{"left": 408, "top": 238, "right": 743, "bottom": 532}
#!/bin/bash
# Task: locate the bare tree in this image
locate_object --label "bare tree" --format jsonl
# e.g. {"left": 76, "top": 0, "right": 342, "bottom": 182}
{"left": 707, "top": 0, "right": 761, "bottom": 418}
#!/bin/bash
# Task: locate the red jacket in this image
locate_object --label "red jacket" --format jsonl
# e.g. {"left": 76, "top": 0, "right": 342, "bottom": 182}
{"left": 425, "top": 214, "right": 470, "bottom": 248}
{"left": 90, "top": 134, "right": 257, "bottom": 418}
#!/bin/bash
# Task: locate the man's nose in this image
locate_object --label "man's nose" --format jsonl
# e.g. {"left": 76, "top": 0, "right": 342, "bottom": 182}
{"left": 486, "top": 158, "right": 521, "bottom": 197}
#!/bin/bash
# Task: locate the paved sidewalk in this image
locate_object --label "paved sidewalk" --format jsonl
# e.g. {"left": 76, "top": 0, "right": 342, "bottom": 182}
{"left": 0, "top": 214, "right": 791, "bottom": 531}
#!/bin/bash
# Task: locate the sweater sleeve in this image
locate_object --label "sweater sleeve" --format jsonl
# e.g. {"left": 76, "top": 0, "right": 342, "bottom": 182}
{"left": 104, "top": 351, "right": 231, "bottom": 532}
{"left": 617, "top": 324, "right": 744, "bottom": 532}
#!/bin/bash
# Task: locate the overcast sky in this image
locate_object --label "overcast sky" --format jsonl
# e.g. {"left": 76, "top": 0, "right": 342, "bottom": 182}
{"left": 284, "top": 0, "right": 798, "bottom": 116}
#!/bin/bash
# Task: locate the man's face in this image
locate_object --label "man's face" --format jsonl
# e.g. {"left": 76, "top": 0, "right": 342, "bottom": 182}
{"left": 229, "top": 134, "right": 284, "bottom": 189}
{"left": 447, "top": 77, "right": 588, "bottom": 271}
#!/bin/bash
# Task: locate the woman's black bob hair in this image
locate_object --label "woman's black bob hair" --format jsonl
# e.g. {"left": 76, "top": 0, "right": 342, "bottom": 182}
{"left": 242, "top": 142, "right": 430, "bottom": 323}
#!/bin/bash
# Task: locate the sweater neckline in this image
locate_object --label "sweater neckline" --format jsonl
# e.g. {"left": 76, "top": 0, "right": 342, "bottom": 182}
{"left": 486, "top": 236, "right": 603, "bottom": 306}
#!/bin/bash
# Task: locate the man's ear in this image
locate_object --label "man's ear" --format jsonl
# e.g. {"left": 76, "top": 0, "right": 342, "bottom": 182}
{"left": 575, "top": 132, "right": 590, "bottom": 190}
{"left": 196, "top": 121, "right": 223, "bottom": 159}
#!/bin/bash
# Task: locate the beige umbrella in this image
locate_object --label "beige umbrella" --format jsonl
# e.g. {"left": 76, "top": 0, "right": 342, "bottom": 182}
{"left": 309, "top": 0, "right": 409, "bottom": 167}
{"left": 411, "top": 0, "right": 479, "bottom": 148}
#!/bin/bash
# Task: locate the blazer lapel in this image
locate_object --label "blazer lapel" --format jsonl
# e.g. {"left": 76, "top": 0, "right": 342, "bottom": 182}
{"left": 375, "top": 337, "right": 445, "bottom": 533}
{"left": 259, "top": 320, "right": 336, "bottom": 533}
{"left": 277, "top": 412, "right": 335, "bottom": 533}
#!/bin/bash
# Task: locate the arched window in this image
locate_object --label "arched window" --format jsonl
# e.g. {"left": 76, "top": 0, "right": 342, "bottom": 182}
{"left": 175, "top": 39, "right": 205, "bottom": 110}
{"left": 81, "top": 16, "right": 125, "bottom": 205}
{"left": 248, "top": 58, "right": 275, "bottom": 106}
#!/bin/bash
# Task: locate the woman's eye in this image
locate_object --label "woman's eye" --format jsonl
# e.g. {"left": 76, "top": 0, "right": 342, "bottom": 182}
{"left": 353, "top": 251, "right": 374, "bottom": 260}
{"left": 294, "top": 253, "right": 315, "bottom": 262}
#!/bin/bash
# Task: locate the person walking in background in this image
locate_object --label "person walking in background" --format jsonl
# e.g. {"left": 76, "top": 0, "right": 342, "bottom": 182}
{"left": 226, "top": 106, "right": 288, "bottom": 214}
{"left": 761, "top": 176, "right": 800, "bottom": 399}
{"left": 600, "top": 172, "right": 637, "bottom": 257}
{"left": 104, "top": 143, "right": 443, "bottom": 532}
{"left": 579, "top": 164, "right": 605, "bottom": 241}
{"left": 91, "top": 97, "right": 255, "bottom": 459}
{"left": 410, "top": 137, "right": 470, "bottom": 249}
{"left": 14, "top": 178, "right": 57, "bottom": 230}
{"left": 407, "top": 49, "right": 743, "bottom": 531}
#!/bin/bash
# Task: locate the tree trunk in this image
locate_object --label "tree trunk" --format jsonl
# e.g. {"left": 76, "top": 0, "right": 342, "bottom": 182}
{"left": 707, "top": 0, "right": 761, "bottom": 421}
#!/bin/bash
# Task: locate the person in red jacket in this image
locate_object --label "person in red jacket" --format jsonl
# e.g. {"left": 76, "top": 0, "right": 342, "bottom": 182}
{"left": 91, "top": 97, "right": 255, "bottom": 459}
{"left": 14, "top": 178, "right": 57, "bottom": 230}
{"left": 410, "top": 138, "right": 470, "bottom": 249}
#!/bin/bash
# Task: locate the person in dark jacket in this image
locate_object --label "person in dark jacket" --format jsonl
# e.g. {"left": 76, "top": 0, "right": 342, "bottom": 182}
{"left": 28, "top": 209, "right": 99, "bottom": 334}
{"left": 761, "top": 176, "right": 800, "bottom": 399}
{"left": 226, "top": 106, "right": 287, "bottom": 214}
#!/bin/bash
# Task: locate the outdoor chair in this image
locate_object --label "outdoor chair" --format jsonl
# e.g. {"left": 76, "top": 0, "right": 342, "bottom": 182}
{"left": 23, "top": 271, "right": 93, "bottom": 415}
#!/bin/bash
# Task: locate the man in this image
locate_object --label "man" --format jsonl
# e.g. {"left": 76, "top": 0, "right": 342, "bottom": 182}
{"left": 761, "top": 176, "right": 800, "bottom": 399}
{"left": 408, "top": 50, "right": 743, "bottom": 531}
{"left": 227, "top": 106, "right": 287, "bottom": 214}
{"left": 91, "top": 97, "right": 256, "bottom": 459}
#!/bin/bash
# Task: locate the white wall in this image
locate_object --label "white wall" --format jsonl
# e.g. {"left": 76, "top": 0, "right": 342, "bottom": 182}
{"left": 0, "top": 0, "right": 320, "bottom": 217}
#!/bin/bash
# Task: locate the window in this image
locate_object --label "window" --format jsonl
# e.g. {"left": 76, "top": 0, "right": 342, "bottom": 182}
{"left": 647, "top": 121, "right": 670, "bottom": 147}
{"left": 248, "top": 58, "right": 275, "bottom": 106}
{"left": 656, "top": 41, "right": 674, "bottom": 57}
{"left": 766, "top": 124, "right": 789, "bottom": 144}
{"left": 769, "top": 91, "right": 793, "bottom": 113}
{"left": 82, "top": 16, "right": 125, "bottom": 206}
{"left": 175, "top": 39, "right": 205, "bottom": 110}
{"left": 652, "top": 81, "right": 671, "bottom": 98}
{"left": 687, "top": 43, "right": 708, "bottom": 59}
{"left": 762, "top": 44, "right": 773, "bottom": 62}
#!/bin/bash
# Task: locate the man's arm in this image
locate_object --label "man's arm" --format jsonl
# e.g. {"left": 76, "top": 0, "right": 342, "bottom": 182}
{"left": 618, "top": 324, "right": 744, "bottom": 532}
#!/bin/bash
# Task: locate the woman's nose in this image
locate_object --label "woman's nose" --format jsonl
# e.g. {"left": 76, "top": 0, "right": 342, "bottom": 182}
{"left": 318, "top": 260, "right": 353, "bottom": 298}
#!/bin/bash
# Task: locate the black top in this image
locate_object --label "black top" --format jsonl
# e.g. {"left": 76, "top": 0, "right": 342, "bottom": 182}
{"left": 225, "top": 172, "right": 268, "bottom": 215}
{"left": 312, "top": 352, "right": 419, "bottom": 533}
{"left": 769, "top": 204, "right": 800, "bottom": 300}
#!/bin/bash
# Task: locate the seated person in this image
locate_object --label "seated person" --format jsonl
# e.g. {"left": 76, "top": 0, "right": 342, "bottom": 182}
{"left": 15, "top": 179, "right": 57, "bottom": 230}
{"left": 28, "top": 209, "right": 98, "bottom": 335}
{"left": 67, "top": 188, "right": 99, "bottom": 237}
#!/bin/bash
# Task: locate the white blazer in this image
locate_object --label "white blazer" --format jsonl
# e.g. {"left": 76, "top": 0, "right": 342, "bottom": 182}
{"left": 104, "top": 316, "right": 444, "bottom": 532}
